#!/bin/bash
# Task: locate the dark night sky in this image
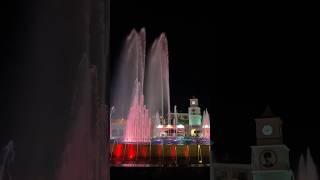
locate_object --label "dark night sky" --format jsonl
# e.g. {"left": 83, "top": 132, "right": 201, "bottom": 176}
{"left": 1, "top": 1, "right": 24, "bottom": 145}
{"left": 1, "top": 0, "right": 319, "bottom": 173}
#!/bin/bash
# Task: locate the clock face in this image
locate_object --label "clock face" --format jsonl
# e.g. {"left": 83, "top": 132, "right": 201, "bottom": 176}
{"left": 259, "top": 150, "right": 277, "bottom": 168}
{"left": 262, "top": 125, "right": 273, "bottom": 136}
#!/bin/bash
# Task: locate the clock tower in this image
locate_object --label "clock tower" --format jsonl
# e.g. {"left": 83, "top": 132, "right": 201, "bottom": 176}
{"left": 188, "top": 97, "right": 202, "bottom": 136}
{"left": 251, "top": 105, "right": 294, "bottom": 180}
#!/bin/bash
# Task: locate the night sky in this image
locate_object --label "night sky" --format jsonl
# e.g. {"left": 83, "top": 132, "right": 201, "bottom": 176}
{"left": 1, "top": 1, "right": 25, "bottom": 146}
{"left": 1, "top": 0, "right": 319, "bottom": 174}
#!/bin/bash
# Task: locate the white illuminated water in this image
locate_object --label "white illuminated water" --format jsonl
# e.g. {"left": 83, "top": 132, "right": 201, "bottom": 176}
{"left": 297, "top": 148, "right": 318, "bottom": 180}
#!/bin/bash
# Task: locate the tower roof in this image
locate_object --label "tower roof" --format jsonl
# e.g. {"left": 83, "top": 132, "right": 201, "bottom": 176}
{"left": 259, "top": 104, "right": 276, "bottom": 118}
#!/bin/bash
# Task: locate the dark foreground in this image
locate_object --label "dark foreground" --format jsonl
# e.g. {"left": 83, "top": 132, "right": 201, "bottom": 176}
{"left": 111, "top": 167, "right": 210, "bottom": 180}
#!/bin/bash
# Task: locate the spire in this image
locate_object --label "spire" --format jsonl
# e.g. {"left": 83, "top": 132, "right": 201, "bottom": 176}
{"left": 260, "top": 104, "right": 276, "bottom": 118}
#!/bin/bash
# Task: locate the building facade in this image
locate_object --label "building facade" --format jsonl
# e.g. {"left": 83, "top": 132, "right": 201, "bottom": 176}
{"left": 212, "top": 105, "right": 294, "bottom": 180}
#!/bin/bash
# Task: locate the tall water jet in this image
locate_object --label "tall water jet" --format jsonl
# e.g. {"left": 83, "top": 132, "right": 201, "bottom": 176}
{"left": 0, "top": 141, "right": 14, "bottom": 180}
{"left": 110, "top": 28, "right": 146, "bottom": 121}
{"left": 145, "top": 33, "right": 170, "bottom": 120}
{"left": 173, "top": 105, "right": 178, "bottom": 136}
{"left": 297, "top": 147, "right": 319, "bottom": 180}
{"left": 306, "top": 148, "right": 318, "bottom": 180}
{"left": 202, "top": 109, "right": 210, "bottom": 139}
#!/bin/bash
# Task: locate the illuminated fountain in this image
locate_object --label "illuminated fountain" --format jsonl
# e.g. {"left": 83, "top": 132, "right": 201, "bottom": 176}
{"left": 297, "top": 148, "right": 318, "bottom": 180}
{"left": 124, "top": 81, "right": 151, "bottom": 142}
{"left": 111, "top": 28, "right": 170, "bottom": 142}
{"left": 111, "top": 28, "right": 151, "bottom": 142}
{"left": 110, "top": 28, "right": 211, "bottom": 166}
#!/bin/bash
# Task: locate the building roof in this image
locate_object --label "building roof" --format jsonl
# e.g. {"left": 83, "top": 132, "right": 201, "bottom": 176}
{"left": 259, "top": 105, "right": 276, "bottom": 118}
{"left": 191, "top": 96, "right": 197, "bottom": 99}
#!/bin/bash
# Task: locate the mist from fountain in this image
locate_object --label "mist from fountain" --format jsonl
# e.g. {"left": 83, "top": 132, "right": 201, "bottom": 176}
{"left": 55, "top": 56, "right": 107, "bottom": 180}
{"left": 0, "top": 141, "right": 14, "bottom": 180}
{"left": 297, "top": 147, "right": 319, "bottom": 180}
{"left": 202, "top": 109, "right": 210, "bottom": 139}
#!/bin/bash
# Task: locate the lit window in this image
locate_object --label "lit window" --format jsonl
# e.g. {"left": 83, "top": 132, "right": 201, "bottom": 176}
{"left": 191, "top": 129, "right": 197, "bottom": 136}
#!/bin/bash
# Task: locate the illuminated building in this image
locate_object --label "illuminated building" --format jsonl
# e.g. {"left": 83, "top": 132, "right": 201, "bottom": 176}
{"left": 109, "top": 97, "right": 212, "bottom": 166}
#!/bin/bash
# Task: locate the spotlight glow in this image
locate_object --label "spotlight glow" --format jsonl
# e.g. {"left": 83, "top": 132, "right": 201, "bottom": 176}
{"left": 157, "top": 125, "right": 163, "bottom": 128}
{"left": 177, "top": 124, "right": 185, "bottom": 128}
{"left": 203, "top": 125, "right": 210, "bottom": 128}
{"left": 166, "top": 125, "right": 173, "bottom": 128}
